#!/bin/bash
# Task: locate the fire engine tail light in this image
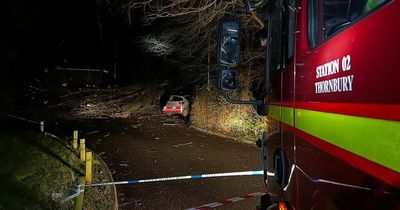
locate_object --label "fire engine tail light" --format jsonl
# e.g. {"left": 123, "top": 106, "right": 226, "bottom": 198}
{"left": 266, "top": 201, "right": 293, "bottom": 210}
{"left": 278, "top": 202, "right": 288, "bottom": 210}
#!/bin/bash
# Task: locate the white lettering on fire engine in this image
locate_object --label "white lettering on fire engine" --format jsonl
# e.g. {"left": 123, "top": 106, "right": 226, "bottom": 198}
{"left": 314, "top": 55, "right": 354, "bottom": 94}
{"left": 315, "top": 75, "right": 354, "bottom": 94}
{"left": 316, "top": 59, "right": 340, "bottom": 78}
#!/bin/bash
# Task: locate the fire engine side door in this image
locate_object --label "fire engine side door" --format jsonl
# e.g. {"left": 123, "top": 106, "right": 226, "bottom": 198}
{"left": 265, "top": 0, "right": 297, "bottom": 205}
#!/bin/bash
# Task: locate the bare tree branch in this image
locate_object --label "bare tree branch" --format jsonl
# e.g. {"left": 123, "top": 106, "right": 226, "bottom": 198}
{"left": 138, "top": 33, "right": 176, "bottom": 56}
{"left": 123, "top": 0, "right": 267, "bottom": 85}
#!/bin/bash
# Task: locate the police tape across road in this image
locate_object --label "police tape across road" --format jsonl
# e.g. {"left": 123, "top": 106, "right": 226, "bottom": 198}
{"left": 79, "top": 170, "right": 274, "bottom": 187}
{"left": 0, "top": 112, "right": 39, "bottom": 124}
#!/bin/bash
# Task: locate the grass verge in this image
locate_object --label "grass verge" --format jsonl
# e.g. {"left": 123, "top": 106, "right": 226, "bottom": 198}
{"left": 0, "top": 129, "right": 114, "bottom": 209}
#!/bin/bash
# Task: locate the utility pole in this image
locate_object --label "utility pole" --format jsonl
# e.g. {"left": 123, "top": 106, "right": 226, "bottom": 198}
{"left": 114, "top": 42, "right": 117, "bottom": 81}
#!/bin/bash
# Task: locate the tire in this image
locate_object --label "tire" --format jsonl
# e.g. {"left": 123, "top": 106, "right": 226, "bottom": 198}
{"left": 259, "top": 193, "right": 272, "bottom": 210}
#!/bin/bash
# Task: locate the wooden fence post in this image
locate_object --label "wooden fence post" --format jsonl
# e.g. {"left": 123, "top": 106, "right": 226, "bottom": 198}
{"left": 73, "top": 130, "right": 78, "bottom": 149}
{"left": 40, "top": 121, "right": 44, "bottom": 132}
{"left": 85, "top": 152, "right": 93, "bottom": 183}
{"left": 80, "top": 139, "right": 86, "bottom": 161}
{"left": 74, "top": 177, "right": 85, "bottom": 210}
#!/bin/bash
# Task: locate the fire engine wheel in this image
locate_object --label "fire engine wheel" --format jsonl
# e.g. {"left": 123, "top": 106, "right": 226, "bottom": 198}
{"left": 182, "top": 110, "right": 189, "bottom": 117}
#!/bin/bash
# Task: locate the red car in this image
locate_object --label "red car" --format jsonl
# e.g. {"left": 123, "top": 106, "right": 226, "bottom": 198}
{"left": 162, "top": 95, "right": 190, "bottom": 117}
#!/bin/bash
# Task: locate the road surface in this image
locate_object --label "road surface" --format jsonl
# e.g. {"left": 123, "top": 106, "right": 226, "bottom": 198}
{"left": 78, "top": 110, "right": 264, "bottom": 210}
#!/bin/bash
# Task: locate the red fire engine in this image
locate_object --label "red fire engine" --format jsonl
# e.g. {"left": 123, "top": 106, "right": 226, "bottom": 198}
{"left": 217, "top": 0, "right": 400, "bottom": 209}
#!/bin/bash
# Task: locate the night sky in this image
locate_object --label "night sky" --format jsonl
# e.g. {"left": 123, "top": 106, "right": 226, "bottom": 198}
{"left": 1, "top": 0, "right": 172, "bottom": 111}
{"left": 2, "top": 0, "right": 168, "bottom": 83}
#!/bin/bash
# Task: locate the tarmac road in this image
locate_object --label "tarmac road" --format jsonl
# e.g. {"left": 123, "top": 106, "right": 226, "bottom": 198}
{"left": 80, "top": 110, "right": 264, "bottom": 210}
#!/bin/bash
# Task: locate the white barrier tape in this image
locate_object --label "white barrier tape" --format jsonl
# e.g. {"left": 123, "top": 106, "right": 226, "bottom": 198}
{"left": 44, "top": 132, "right": 63, "bottom": 140}
{"left": 80, "top": 170, "right": 264, "bottom": 187}
{"left": 186, "top": 190, "right": 268, "bottom": 210}
{"left": 0, "top": 112, "right": 39, "bottom": 124}
{"left": 63, "top": 186, "right": 84, "bottom": 203}
{"left": 266, "top": 171, "right": 275, "bottom": 177}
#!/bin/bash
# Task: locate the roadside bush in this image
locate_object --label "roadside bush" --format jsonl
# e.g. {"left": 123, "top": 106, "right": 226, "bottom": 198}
{"left": 191, "top": 84, "right": 272, "bottom": 142}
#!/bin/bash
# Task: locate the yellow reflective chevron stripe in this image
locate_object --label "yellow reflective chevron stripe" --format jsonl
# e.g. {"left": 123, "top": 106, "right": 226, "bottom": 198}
{"left": 269, "top": 105, "right": 294, "bottom": 126}
{"left": 269, "top": 105, "right": 281, "bottom": 121}
{"left": 268, "top": 105, "right": 400, "bottom": 173}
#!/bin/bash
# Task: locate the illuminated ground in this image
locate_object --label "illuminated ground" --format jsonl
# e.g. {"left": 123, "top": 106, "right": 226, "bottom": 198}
{"left": 75, "top": 110, "right": 264, "bottom": 209}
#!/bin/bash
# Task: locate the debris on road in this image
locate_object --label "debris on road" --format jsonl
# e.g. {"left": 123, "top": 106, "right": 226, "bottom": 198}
{"left": 162, "top": 123, "right": 181, "bottom": 126}
{"left": 86, "top": 130, "right": 100, "bottom": 135}
{"left": 130, "top": 124, "right": 141, "bottom": 128}
{"left": 173, "top": 142, "right": 193, "bottom": 147}
{"left": 145, "top": 149, "right": 157, "bottom": 153}
{"left": 119, "top": 202, "right": 132, "bottom": 207}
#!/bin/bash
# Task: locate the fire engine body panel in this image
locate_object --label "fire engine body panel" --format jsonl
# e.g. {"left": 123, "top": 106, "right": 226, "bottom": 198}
{"left": 265, "top": 0, "right": 400, "bottom": 209}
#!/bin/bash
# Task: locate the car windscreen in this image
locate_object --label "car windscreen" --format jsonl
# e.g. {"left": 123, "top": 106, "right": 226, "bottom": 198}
{"left": 170, "top": 97, "right": 182, "bottom": 101}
